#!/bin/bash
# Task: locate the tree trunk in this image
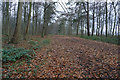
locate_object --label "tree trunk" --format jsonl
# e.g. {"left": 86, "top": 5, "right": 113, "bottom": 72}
{"left": 76, "top": 4, "right": 81, "bottom": 35}
{"left": 32, "top": 2, "right": 35, "bottom": 35}
{"left": 6, "top": 2, "right": 10, "bottom": 40}
{"left": 81, "top": 19, "right": 83, "bottom": 35}
{"left": 24, "top": 2, "right": 32, "bottom": 40}
{"left": 105, "top": 1, "right": 108, "bottom": 37}
{"left": 23, "top": 2, "right": 27, "bottom": 34}
{"left": 87, "top": 1, "right": 90, "bottom": 36}
{"left": 2, "top": 2, "right": 5, "bottom": 34}
{"left": 41, "top": 3, "right": 47, "bottom": 38}
{"left": 10, "top": 2, "right": 23, "bottom": 43}
{"left": 67, "top": 15, "right": 72, "bottom": 35}
{"left": 44, "top": 21, "right": 48, "bottom": 36}
{"left": 98, "top": 4, "right": 101, "bottom": 36}
{"left": 24, "top": 3, "right": 26, "bottom": 23}
{"left": 112, "top": 5, "right": 117, "bottom": 36}
{"left": 118, "top": 4, "right": 120, "bottom": 39}
{"left": 92, "top": 2, "right": 95, "bottom": 36}
{"left": 76, "top": 19, "right": 80, "bottom": 35}
{"left": 108, "top": 4, "right": 112, "bottom": 35}
{"left": 110, "top": 18, "right": 113, "bottom": 34}
{"left": 35, "top": 8, "right": 38, "bottom": 35}
{"left": 101, "top": 11, "right": 104, "bottom": 36}
{"left": 96, "top": 16, "right": 99, "bottom": 36}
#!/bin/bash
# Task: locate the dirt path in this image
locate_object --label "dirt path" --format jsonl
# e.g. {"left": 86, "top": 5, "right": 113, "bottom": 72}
{"left": 4, "top": 35, "right": 119, "bottom": 79}
{"left": 30, "top": 35, "right": 119, "bottom": 78}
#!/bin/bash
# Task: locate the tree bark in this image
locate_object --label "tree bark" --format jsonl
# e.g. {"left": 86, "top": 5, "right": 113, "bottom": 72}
{"left": 76, "top": 3, "right": 81, "bottom": 35}
{"left": 92, "top": 2, "right": 95, "bottom": 36}
{"left": 96, "top": 16, "right": 99, "bottom": 36}
{"left": 6, "top": 2, "right": 10, "bottom": 40}
{"left": 41, "top": 2, "right": 47, "bottom": 38}
{"left": 76, "top": 19, "right": 80, "bottom": 35}
{"left": 98, "top": 3, "right": 101, "bottom": 36}
{"left": 35, "top": 7, "right": 38, "bottom": 35}
{"left": 32, "top": 2, "right": 35, "bottom": 35}
{"left": 112, "top": 3, "right": 117, "bottom": 36}
{"left": 87, "top": 1, "right": 90, "bottom": 36}
{"left": 112, "top": 12, "right": 116, "bottom": 36}
{"left": 105, "top": 1, "right": 108, "bottom": 37}
{"left": 24, "top": 3, "right": 26, "bottom": 23}
{"left": 81, "top": 19, "right": 83, "bottom": 35}
{"left": 2, "top": 2, "right": 5, "bottom": 34}
{"left": 101, "top": 10, "right": 104, "bottom": 36}
{"left": 24, "top": 2, "right": 32, "bottom": 40}
{"left": 10, "top": 2, "right": 23, "bottom": 43}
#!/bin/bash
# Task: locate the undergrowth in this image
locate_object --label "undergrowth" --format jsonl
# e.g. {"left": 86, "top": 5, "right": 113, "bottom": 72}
{"left": 2, "top": 47, "right": 35, "bottom": 63}
{"left": 2, "top": 38, "right": 51, "bottom": 63}
{"left": 75, "top": 35, "right": 118, "bottom": 45}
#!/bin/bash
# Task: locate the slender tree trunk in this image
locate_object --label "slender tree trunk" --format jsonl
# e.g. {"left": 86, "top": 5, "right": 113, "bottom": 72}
{"left": 38, "top": 20, "right": 41, "bottom": 34}
{"left": 63, "top": 22, "right": 65, "bottom": 35}
{"left": 24, "top": 2, "right": 32, "bottom": 40}
{"left": 118, "top": 3, "right": 120, "bottom": 45}
{"left": 108, "top": 4, "right": 112, "bottom": 35}
{"left": 44, "top": 24, "right": 48, "bottom": 36}
{"left": 70, "top": 19, "right": 72, "bottom": 35}
{"left": 76, "top": 4, "right": 81, "bottom": 35}
{"left": 92, "top": 2, "right": 95, "bottom": 36}
{"left": 81, "top": 19, "right": 83, "bottom": 35}
{"left": 87, "top": 1, "right": 90, "bottom": 36}
{"left": 112, "top": 7, "right": 117, "bottom": 36}
{"left": 105, "top": 1, "right": 108, "bottom": 37}
{"left": 76, "top": 19, "right": 80, "bottom": 35}
{"left": 2, "top": 2, "right": 5, "bottom": 34}
{"left": 32, "top": 2, "right": 34, "bottom": 35}
{"left": 10, "top": 2, "right": 23, "bottom": 43}
{"left": 118, "top": 17, "right": 120, "bottom": 40}
{"left": 35, "top": 9, "right": 38, "bottom": 35}
{"left": 41, "top": 14, "right": 46, "bottom": 37}
{"left": 96, "top": 16, "right": 99, "bottom": 36}
{"left": 14, "top": 4, "right": 16, "bottom": 24}
{"left": 110, "top": 18, "right": 113, "bottom": 34}
{"left": 41, "top": 3, "right": 47, "bottom": 38}
{"left": 98, "top": 4, "right": 101, "bottom": 36}
{"left": 23, "top": 2, "right": 27, "bottom": 34}
{"left": 68, "top": 16, "right": 72, "bottom": 35}
{"left": 6, "top": 2, "right": 10, "bottom": 40}
{"left": 24, "top": 3, "right": 26, "bottom": 23}
{"left": 101, "top": 11, "right": 104, "bottom": 36}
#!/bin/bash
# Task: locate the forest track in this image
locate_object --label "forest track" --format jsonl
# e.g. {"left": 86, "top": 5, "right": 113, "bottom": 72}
{"left": 3, "top": 35, "right": 119, "bottom": 79}
{"left": 32, "top": 35, "right": 119, "bottom": 78}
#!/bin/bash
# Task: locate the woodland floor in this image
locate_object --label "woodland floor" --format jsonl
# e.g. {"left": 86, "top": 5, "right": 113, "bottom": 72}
{"left": 2, "top": 35, "right": 119, "bottom": 79}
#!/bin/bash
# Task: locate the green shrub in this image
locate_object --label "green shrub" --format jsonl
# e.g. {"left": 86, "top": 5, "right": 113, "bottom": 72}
{"left": 2, "top": 48, "right": 35, "bottom": 63}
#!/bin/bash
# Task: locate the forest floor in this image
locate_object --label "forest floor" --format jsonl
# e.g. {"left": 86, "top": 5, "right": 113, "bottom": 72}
{"left": 2, "top": 35, "right": 119, "bottom": 79}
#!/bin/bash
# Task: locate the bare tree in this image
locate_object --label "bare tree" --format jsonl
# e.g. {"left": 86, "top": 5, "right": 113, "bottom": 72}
{"left": 87, "top": 1, "right": 90, "bottom": 36}
{"left": 105, "top": 1, "right": 108, "bottom": 37}
{"left": 24, "top": 2, "right": 32, "bottom": 40}
{"left": 92, "top": 2, "right": 95, "bottom": 36}
{"left": 10, "top": 2, "right": 23, "bottom": 43}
